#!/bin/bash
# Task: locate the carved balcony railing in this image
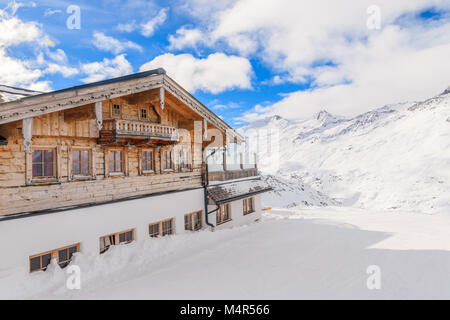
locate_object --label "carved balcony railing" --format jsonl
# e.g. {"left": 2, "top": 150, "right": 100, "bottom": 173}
{"left": 100, "top": 119, "right": 179, "bottom": 143}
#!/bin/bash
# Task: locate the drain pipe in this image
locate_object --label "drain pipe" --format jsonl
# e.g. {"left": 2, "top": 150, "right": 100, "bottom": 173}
{"left": 203, "top": 148, "right": 224, "bottom": 229}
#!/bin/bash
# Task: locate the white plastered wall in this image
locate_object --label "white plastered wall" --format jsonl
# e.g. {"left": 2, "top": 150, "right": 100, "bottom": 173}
{"left": 208, "top": 194, "right": 262, "bottom": 230}
{"left": 0, "top": 188, "right": 204, "bottom": 271}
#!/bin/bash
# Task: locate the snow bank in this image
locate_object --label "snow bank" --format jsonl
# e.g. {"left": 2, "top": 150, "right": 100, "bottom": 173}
{"left": 5, "top": 207, "right": 450, "bottom": 299}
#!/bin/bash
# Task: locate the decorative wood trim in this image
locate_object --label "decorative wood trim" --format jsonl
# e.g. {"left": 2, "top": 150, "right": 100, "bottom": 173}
{"left": 95, "top": 101, "right": 103, "bottom": 130}
{"left": 160, "top": 86, "right": 165, "bottom": 110}
{"left": 0, "top": 75, "right": 164, "bottom": 125}
{"left": 56, "top": 145, "right": 62, "bottom": 181}
{"left": 22, "top": 117, "right": 34, "bottom": 153}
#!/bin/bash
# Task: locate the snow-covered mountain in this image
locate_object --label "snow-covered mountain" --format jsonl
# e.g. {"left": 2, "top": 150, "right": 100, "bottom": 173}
{"left": 241, "top": 88, "right": 450, "bottom": 214}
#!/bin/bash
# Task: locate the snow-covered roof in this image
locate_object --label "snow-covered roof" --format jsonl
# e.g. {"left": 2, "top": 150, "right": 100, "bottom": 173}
{"left": 208, "top": 178, "right": 272, "bottom": 204}
{"left": 0, "top": 85, "right": 42, "bottom": 103}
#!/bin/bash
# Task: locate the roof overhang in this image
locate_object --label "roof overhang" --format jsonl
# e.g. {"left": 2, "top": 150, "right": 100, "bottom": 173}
{"left": 0, "top": 69, "right": 243, "bottom": 142}
{"left": 207, "top": 178, "right": 272, "bottom": 205}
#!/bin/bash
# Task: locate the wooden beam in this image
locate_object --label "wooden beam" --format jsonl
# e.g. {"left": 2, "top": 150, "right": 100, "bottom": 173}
{"left": 160, "top": 87, "right": 165, "bottom": 110}
{"left": 95, "top": 101, "right": 103, "bottom": 130}
{"left": 22, "top": 117, "right": 33, "bottom": 153}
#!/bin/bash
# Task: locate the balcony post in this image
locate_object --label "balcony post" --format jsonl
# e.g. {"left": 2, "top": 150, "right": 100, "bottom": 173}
{"left": 160, "top": 87, "right": 165, "bottom": 110}
{"left": 222, "top": 149, "right": 227, "bottom": 171}
{"left": 22, "top": 117, "right": 33, "bottom": 153}
{"left": 95, "top": 101, "right": 103, "bottom": 130}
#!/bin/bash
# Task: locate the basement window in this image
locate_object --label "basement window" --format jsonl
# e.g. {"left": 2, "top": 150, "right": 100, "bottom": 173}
{"left": 217, "top": 204, "right": 231, "bottom": 225}
{"left": 29, "top": 243, "right": 80, "bottom": 273}
{"left": 99, "top": 229, "right": 134, "bottom": 254}
{"left": 149, "top": 218, "right": 175, "bottom": 238}
{"left": 185, "top": 211, "right": 202, "bottom": 231}
{"left": 243, "top": 197, "right": 255, "bottom": 215}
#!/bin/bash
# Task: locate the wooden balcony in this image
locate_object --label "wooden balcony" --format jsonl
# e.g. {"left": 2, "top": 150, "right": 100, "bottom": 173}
{"left": 208, "top": 168, "right": 259, "bottom": 182}
{"left": 100, "top": 119, "right": 179, "bottom": 143}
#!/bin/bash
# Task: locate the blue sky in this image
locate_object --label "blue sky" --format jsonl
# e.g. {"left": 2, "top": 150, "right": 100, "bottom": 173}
{"left": 0, "top": 0, "right": 449, "bottom": 126}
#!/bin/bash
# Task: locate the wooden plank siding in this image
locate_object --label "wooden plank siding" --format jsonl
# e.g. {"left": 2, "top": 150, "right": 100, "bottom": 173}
{"left": 0, "top": 88, "right": 208, "bottom": 217}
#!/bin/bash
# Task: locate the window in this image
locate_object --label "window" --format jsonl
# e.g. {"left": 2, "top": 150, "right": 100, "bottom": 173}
{"left": 142, "top": 150, "right": 154, "bottom": 172}
{"left": 72, "top": 149, "right": 90, "bottom": 176}
{"left": 29, "top": 243, "right": 80, "bottom": 273}
{"left": 149, "top": 222, "right": 160, "bottom": 238}
{"left": 108, "top": 150, "right": 123, "bottom": 174}
{"left": 58, "top": 245, "right": 80, "bottom": 268}
{"left": 217, "top": 204, "right": 231, "bottom": 225}
{"left": 149, "top": 218, "right": 175, "bottom": 238}
{"left": 141, "top": 108, "right": 147, "bottom": 119}
{"left": 162, "top": 219, "right": 174, "bottom": 236}
{"left": 100, "top": 229, "right": 134, "bottom": 254}
{"left": 180, "top": 151, "right": 191, "bottom": 171}
{"left": 162, "top": 151, "right": 173, "bottom": 171}
{"left": 113, "top": 104, "right": 121, "bottom": 115}
{"left": 185, "top": 211, "right": 202, "bottom": 231}
{"left": 32, "top": 149, "right": 55, "bottom": 178}
{"left": 243, "top": 197, "right": 255, "bottom": 215}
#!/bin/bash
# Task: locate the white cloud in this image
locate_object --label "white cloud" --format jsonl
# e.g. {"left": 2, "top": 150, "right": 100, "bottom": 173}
{"left": 46, "top": 48, "right": 67, "bottom": 63}
{"left": 212, "top": 102, "right": 241, "bottom": 110}
{"left": 92, "top": 32, "right": 143, "bottom": 54}
{"left": 0, "top": 13, "right": 41, "bottom": 47}
{"left": 141, "top": 8, "right": 168, "bottom": 37}
{"left": 44, "top": 8, "right": 62, "bottom": 17}
{"left": 81, "top": 54, "right": 133, "bottom": 83}
{"left": 140, "top": 53, "right": 253, "bottom": 94}
{"left": 176, "top": 0, "right": 450, "bottom": 120}
{"left": 117, "top": 21, "right": 137, "bottom": 33}
{"left": 44, "top": 63, "right": 79, "bottom": 77}
{"left": 0, "top": 8, "right": 52, "bottom": 90}
{"left": 168, "top": 27, "right": 205, "bottom": 50}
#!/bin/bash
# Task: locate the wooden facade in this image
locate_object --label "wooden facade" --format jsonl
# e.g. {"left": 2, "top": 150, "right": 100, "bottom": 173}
{"left": 0, "top": 70, "right": 243, "bottom": 217}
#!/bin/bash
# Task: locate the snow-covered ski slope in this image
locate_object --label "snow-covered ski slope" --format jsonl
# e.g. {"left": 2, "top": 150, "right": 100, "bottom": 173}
{"left": 242, "top": 88, "right": 450, "bottom": 214}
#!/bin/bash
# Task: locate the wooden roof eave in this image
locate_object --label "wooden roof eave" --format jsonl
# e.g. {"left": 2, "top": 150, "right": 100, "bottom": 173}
{"left": 0, "top": 72, "right": 243, "bottom": 143}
